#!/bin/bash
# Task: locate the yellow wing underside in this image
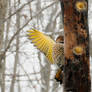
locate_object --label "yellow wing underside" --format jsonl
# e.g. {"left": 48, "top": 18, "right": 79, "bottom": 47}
{"left": 27, "top": 29, "right": 55, "bottom": 64}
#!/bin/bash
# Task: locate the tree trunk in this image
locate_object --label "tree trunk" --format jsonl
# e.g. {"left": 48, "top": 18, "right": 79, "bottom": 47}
{"left": 60, "top": 0, "right": 91, "bottom": 92}
{"left": 0, "top": 0, "right": 7, "bottom": 91}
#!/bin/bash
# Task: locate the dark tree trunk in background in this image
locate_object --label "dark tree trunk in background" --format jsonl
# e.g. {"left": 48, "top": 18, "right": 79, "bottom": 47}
{"left": 60, "top": 0, "right": 91, "bottom": 92}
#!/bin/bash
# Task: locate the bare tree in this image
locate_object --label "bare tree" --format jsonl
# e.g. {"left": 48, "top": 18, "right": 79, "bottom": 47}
{"left": 10, "top": 0, "right": 20, "bottom": 92}
{"left": 0, "top": 0, "right": 8, "bottom": 91}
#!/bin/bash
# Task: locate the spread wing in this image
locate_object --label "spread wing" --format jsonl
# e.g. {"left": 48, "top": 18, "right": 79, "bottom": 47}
{"left": 27, "top": 29, "right": 55, "bottom": 64}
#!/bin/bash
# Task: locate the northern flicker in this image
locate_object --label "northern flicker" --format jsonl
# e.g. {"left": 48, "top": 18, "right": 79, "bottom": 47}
{"left": 27, "top": 29, "right": 64, "bottom": 83}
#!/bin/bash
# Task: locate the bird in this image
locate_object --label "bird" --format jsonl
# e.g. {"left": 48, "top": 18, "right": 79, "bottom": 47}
{"left": 55, "top": 67, "right": 64, "bottom": 84}
{"left": 27, "top": 29, "right": 64, "bottom": 83}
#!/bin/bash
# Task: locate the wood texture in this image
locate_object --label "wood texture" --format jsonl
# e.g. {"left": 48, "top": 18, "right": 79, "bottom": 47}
{"left": 60, "top": 0, "right": 91, "bottom": 92}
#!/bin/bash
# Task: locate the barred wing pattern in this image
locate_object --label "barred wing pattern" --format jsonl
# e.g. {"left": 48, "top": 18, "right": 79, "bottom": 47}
{"left": 27, "top": 29, "right": 55, "bottom": 64}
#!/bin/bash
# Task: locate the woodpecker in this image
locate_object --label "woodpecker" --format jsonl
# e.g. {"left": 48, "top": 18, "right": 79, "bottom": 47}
{"left": 55, "top": 67, "right": 64, "bottom": 84}
{"left": 27, "top": 29, "right": 64, "bottom": 83}
{"left": 53, "top": 35, "right": 64, "bottom": 67}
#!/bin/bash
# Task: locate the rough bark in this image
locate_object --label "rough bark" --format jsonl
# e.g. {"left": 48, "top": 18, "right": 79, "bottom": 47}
{"left": 60, "top": 0, "right": 91, "bottom": 92}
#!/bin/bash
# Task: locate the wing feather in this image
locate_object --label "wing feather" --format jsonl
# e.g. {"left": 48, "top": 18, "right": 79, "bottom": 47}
{"left": 27, "top": 29, "right": 55, "bottom": 64}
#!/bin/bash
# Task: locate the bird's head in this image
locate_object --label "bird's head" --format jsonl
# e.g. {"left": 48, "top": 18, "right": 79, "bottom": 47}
{"left": 56, "top": 35, "right": 64, "bottom": 43}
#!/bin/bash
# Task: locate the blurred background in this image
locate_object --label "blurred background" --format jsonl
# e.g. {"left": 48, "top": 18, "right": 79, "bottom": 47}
{"left": 0, "top": 0, "right": 92, "bottom": 92}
